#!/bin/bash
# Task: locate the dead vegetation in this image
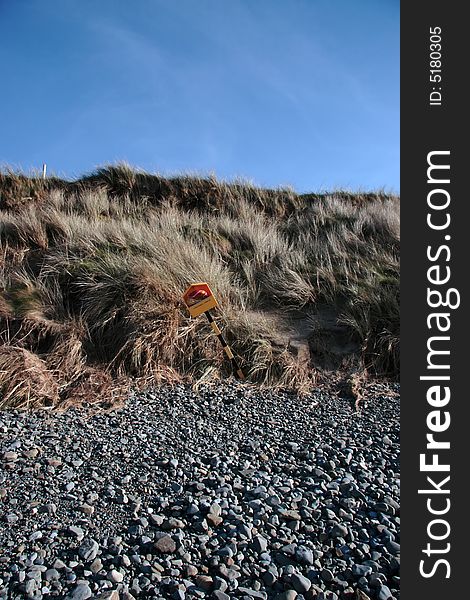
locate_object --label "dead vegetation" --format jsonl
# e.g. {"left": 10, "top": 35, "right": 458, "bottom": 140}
{"left": 0, "top": 164, "right": 399, "bottom": 409}
{"left": 0, "top": 346, "right": 58, "bottom": 409}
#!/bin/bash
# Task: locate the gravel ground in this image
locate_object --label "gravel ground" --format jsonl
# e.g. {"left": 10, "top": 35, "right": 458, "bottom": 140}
{"left": 0, "top": 382, "right": 399, "bottom": 600}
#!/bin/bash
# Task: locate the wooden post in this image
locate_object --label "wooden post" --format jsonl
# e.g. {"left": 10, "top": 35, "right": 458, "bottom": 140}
{"left": 42, "top": 164, "right": 47, "bottom": 180}
{"left": 182, "top": 282, "right": 246, "bottom": 380}
{"left": 205, "top": 310, "right": 245, "bottom": 380}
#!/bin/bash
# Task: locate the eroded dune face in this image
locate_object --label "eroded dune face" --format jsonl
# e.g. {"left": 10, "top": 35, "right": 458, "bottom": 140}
{"left": 1, "top": 167, "right": 399, "bottom": 409}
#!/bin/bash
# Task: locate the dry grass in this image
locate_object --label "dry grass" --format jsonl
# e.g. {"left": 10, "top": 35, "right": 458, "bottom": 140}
{"left": 0, "top": 346, "right": 58, "bottom": 409}
{"left": 0, "top": 164, "right": 399, "bottom": 409}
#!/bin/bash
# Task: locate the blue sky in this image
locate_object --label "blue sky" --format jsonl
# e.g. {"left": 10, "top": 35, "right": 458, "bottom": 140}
{"left": 0, "top": 0, "right": 399, "bottom": 192}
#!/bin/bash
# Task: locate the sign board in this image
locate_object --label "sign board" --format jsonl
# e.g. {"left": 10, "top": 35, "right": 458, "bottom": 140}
{"left": 183, "top": 282, "right": 218, "bottom": 317}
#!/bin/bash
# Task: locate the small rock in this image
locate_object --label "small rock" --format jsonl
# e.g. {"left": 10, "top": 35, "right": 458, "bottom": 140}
{"left": 24, "top": 579, "right": 37, "bottom": 596}
{"left": 24, "top": 448, "right": 39, "bottom": 459}
{"left": 195, "top": 574, "right": 213, "bottom": 591}
{"left": 163, "top": 517, "right": 185, "bottom": 530}
{"left": 3, "top": 451, "right": 18, "bottom": 462}
{"left": 90, "top": 558, "right": 103, "bottom": 574}
{"left": 238, "top": 587, "right": 267, "bottom": 599}
{"left": 155, "top": 534, "right": 176, "bottom": 554}
{"left": 321, "top": 568, "right": 334, "bottom": 582}
{"left": 331, "top": 524, "right": 348, "bottom": 539}
{"left": 291, "top": 572, "right": 312, "bottom": 594}
{"left": 107, "top": 569, "right": 124, "bottom": 583}
{"left": 185, "top": 565, "right": 198, "bottom": 577}
{"left": 262, "top": 569, "right": 278, "bottom": 586}
{"left": 209, "top": 503, "right": 222, "bottom": 517}
{"left": 5, "top": 513, "right": 19, "bottom": 524}
{"left": 150, "top": 514, "right": 164, "bottom": 526}
{"left": 80, "top": 503, "right": 95, "bottom": 516}
{"left": 65, "top": 583, "right": 92, "bottom": 600}
{"left": 252, "top": 535, "right": 268, "bottom": 554}
{"left": 213, "top": 576, "right": 228, "bottom": 591}
{"left": 92, "top": 592, "right": 120, "bottom": 600}
{"left": 212, "top": 592, "right": 230, "bottom": 600}
{"left": 275, "top": 591, "right": 297, "bottom": 600}
{"left": 206, "top": 513, "right": 223, "bottom": 527}
{"left": 377, "top": 585, "right": 393, "bottom": 600}
{"left": 44, "top": 569, "right": 60, "bottom": 581}
{"left": 385, "top": 540, "right": 400, "bottom": 555}
{"left": 280, "top": 510, "right": 301, "bottom": 521}
{"left": 69, "top": 526, "right": 84, "bottom": 540}
{"left": 295, "top": 546, "right": 314, "bottom": 565}
{"left": 353, "top": 564, "right": 373, "bottom": 578}
{"left": 78, "top": 538, "right": 100, "bottom": 562}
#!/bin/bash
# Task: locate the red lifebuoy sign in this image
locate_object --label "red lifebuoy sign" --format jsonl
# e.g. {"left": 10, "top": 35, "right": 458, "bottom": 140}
{"left": 182, "top": 282, "right": 218, "bottom": 317}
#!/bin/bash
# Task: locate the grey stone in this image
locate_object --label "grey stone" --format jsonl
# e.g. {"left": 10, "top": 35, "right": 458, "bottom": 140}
{"left": 331, "top": 524, "right": 348, "bottom": 539}
{"left": 78, "top": 538, "right": 100, "bottom": 562}
{"left": 295, "top": 546, "right": 314, "bottom": 565}
{"left": 155, "top": 534, "right": 176, "bottom": 554}
{"left": 321, "top": 568, "right": 334, "bottom": 582}
{"left": 252, "top": 535, "right": 268, "bottom": 554}
{"left": 378, "top": 585, "right": 393, "bottom": 600}
{"left": 69, "top": 526, "right": 85, "bottom": 540}
{"left": 65, "top": 583, "right": 93, "bottom": 600}
{"left": 291, "top": 573, "right": 312, "bottom": 594}
{"left": 385, "top": 540, "right": 400, "bottom": 555}
{"left": 107, "top": 569, "right": 124, "bottom": 583}
{"left": 44, "top": 568, "right": 60, "bottom": 581}
{"left": 275, "top": 592, "right": 297, "bottom": 600}
{"left": 90, "top": 558, "right": 103, "bottom": 574}
{"left": 353, "top": 564, "right": 373, "bottom": 578}
{"left": 212, "top": 592, "right": 230, "bottom": 600}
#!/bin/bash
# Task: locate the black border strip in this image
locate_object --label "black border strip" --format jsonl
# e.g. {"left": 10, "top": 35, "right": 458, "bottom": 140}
{"left": 401, "top": 2, "right": 466, "bottom": 597}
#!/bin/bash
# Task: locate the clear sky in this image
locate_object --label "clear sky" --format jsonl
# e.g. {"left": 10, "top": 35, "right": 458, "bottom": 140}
{"left": 0, "top": 0, "right": 399, "bottom": 193}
